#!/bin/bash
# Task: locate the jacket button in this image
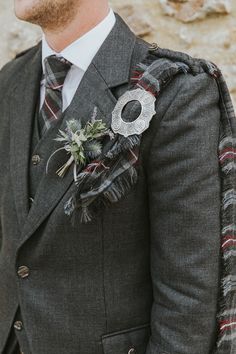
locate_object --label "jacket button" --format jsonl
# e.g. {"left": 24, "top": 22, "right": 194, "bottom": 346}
{"left": 128, "top": 348, "right": 136, "bottom": 354}
{"left": 14, "top": 321, "right": 23, "bottom": 331}
{"left": 29, "top": 197, "right": 34, "bottom": 205}
{"left": 17, "top": 266, "right": 30, "bottom": 279}
{"left": 31, "top": 154, "right": 41, "bottom": 165}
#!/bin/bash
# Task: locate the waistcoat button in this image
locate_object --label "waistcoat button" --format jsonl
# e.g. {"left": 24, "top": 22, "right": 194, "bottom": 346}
{"left": 17, "top": 266, "right": 30, "bottom": 279}
{"left": 31, "top": 154, "right": 41, "bottom": 165}
{"left": 29, "top": 197, "right": 34, "bottom": 204}
{"left": 14, "top": 321, "right": 23, "bottom": 331}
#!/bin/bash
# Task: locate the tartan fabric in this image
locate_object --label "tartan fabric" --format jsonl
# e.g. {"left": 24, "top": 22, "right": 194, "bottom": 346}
{"left": 38, "top": 55, "right": 72, "bottom": 137}
{"left": 213, "top": 73, "right": 236, "bottom": 353}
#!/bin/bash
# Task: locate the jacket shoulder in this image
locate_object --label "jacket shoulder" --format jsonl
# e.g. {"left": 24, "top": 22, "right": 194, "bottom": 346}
{"left": 136, "top": 38, "right": 218, "bottom": 76}
{"left": 132, "top": 40, "right": 220, "bottom": 96}
{"left": 15, "top": 47, "right": 33, "bottom": 59}
{"left": 0, "top": 43, "right": 41, "bottom": 91}
{"left": 155, "top": 46, "right": 218, "bottom": 75}
{"left": 138, "top": 44, "right": 221, "bottom": 154}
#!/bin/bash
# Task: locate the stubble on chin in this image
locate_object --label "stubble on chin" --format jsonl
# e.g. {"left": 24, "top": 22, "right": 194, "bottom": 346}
{"left": 17, "top": 0, "right": 78, "bottom": 32}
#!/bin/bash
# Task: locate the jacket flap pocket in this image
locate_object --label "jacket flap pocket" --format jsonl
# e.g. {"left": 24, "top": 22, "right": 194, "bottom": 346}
{"left": 102, "top": 323, "right": 150, "bottom": 354}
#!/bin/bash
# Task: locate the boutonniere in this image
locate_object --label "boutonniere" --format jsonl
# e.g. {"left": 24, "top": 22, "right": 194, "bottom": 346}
{"left": 46, "top": 112, "right": 114, "bottom": 182}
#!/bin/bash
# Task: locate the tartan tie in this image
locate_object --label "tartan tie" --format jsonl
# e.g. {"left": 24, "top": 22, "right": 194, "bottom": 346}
{"left": 38, "top": 55, "right": 72, "bottom": 137}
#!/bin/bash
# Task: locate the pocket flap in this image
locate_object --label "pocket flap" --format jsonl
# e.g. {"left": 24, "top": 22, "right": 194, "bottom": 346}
{"left": 102, "top": 323, "right": 150, "bottom": 354}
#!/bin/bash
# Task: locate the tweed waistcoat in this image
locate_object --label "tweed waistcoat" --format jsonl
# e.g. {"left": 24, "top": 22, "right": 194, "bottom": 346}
{"left": 28, "top": 104, "right": 65, "bottom": 206}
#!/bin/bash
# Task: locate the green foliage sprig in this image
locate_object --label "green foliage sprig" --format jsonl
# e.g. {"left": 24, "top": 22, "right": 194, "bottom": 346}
{"left": 47, "top": 118, "right": 112, "bottom": 178}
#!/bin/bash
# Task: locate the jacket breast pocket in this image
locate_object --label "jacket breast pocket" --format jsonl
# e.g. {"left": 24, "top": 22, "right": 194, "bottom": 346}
{"left": 101, "top": 323, "right": 150, "bottom": 354}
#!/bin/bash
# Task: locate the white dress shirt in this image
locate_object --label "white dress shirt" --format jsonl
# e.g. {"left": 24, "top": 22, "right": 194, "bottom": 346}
{"left": 40, "top": 9, "right": 116, "bottom": 111}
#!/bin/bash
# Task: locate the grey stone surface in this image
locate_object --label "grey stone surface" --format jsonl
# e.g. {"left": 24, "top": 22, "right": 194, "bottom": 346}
{"left": 160, "top": 0, "right": 231, "bottom": 22}
{"left": 0, "top": 0, "right": 235, "bottom": 105}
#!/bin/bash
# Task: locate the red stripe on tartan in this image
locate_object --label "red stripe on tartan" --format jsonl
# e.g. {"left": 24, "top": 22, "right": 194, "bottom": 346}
{"left": 220, "top": 324, "right": 236, "bottom": 333}
{"left": 44, "top": 98, "right": 59, "bottom": 120}
{"left": 43, "top": 101, "right": 57, "bottom": 119}
{"left": 222, "top": 240, "right": 236, "bottom": 250}
{"left": 131, "top": 74, "right": 143, "bottom": 83}
{"left": 220, "top": 147, "right": 236, "bottom": 154}
{"left": 45, "top": 92, "right": 60, "bottom": 110}
{"left": 222, "top": 234, "right": 236, "bottom": 244}
{"left": 222, "top": 234, "right": 236, "bottom": 240}
{"left": 219, "top": 154, "right": 236, "bottom": 164}
{"left": 219, "top": 147, "right": 236, "bottom": 162}
{"left": 51, "top": 84, "right": 63, "bottom": 90}
{"left": 132, "top": 70, "right": 143, "bottom": 76}
{"left": 220, "top": 318, "right": 236, "bottom": 326}
{"left": 220, "top": 319, "right": 236, "bottom": 332}
{"left": 132, "top": 73, "right": 143, "bottom": 78}
{"left": 138, "top": 82, "right": 157, "bottom": 97}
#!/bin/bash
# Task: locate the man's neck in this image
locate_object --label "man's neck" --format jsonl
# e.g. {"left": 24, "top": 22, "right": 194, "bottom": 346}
{"left": 43, "top": 3, "right": 110, "bottom": 53}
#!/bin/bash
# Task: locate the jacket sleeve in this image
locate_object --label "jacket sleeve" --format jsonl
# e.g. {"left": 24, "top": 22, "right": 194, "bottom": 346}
{"left": 145, "top": 72, "right": 221, "bottom": 354}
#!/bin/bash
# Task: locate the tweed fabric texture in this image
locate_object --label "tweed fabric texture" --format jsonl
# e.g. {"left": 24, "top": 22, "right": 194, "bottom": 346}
{"left": 0, "top": 13, "right": 231, "bottom": 354}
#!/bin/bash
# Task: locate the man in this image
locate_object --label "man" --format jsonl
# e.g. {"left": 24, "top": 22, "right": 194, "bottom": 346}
{"left": 0, "top": 0, "right": 225, "bottom": 353}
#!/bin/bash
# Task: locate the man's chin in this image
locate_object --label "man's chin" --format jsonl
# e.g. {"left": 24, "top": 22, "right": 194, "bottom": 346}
{"left": 14, "top": 13, "right": 29, "bottom": 22}
{"left": 14, "top": 0, "right": 78, "bottom": 29}
{"left": 14, "top": 8, "right": 31, "bottom": 22}
{"left": 14, "top": 7, "right": 43, "bottom": 27}
{"left": 14, "top": 13, "right": 36, "bottom": 25}
{"left": 14, "top": 0, "right": 37, "bottom": 22}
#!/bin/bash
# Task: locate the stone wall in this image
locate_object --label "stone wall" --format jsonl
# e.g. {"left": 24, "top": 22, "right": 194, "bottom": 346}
{"left": 0, "top": 0, "right": 235, "bottom": 105}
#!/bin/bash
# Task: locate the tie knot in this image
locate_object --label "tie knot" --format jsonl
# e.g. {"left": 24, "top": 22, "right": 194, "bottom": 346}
{"left": 43, "top": 55, "right": 72, "bottom": 90}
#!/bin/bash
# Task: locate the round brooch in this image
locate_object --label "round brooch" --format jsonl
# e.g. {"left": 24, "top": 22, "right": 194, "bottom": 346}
{"left": 111, "top": 88, "right": 156, "bottom": 137}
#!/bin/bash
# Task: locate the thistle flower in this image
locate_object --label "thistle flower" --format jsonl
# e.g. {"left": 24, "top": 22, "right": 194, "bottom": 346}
{"left": 47, "top": 117, "right": 111, "bottom": 179}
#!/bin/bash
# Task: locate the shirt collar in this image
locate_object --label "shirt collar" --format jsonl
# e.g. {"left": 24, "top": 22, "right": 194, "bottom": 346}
{"left": 42, "top": 8, "right": 116, "bottom": 73}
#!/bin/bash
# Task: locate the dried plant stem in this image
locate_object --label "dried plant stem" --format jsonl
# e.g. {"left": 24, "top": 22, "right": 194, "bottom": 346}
{"left": 56, "top": 155, "right": 75, "bottom": 178}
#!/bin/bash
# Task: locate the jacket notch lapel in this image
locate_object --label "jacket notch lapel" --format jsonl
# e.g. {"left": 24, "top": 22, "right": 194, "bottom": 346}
{"left": 17, "top": 14, "right": 137, "bottom": 247}
{"left": 19, "top": 64, "right": 118, "bottom": 246}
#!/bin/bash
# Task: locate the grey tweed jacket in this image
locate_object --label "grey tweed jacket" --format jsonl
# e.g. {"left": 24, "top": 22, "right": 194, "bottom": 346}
{"left": 0, "top": 13, "right": 221, "bottom": 354}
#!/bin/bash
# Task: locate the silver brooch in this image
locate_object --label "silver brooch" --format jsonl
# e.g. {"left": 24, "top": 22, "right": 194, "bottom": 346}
{"left": 111, "top": 88, "right": 156, "bottom": 137}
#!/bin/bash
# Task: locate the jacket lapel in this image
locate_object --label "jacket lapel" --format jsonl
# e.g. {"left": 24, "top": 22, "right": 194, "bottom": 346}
{"left": 17, "top": 14, "right": 137, "bottom": 246}
{"left": 9, "top": 44, "right": 42, "bottom": 231}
